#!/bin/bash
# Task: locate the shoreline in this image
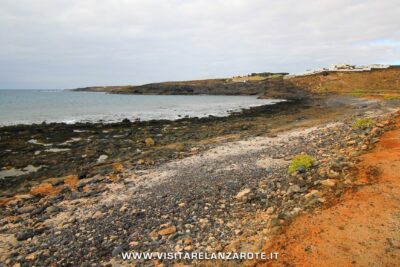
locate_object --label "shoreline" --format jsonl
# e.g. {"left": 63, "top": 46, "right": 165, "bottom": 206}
{"left": 1, "top": 96, "right": 392, "bottom": 197}
{"left": 0, "top": 99, "right": 283, "bottom": 128}
{"left": 1, "top": 94, "right": 399, "bottom": 266}
{"left": 0, "top": 92, "right": 280, "bottom": 127}
{"left": 0, "top": 98, "right": 306, "bottom": 196}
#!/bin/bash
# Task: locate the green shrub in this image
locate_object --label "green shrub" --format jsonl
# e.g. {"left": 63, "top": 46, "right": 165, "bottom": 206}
{"left": 347, "top": 89, "right": 367, "bottom": 97}
{"left": 352, "top": 118, "right": 374, "bottom": 129}
{"left": 288, "top": 154, "right": 315, "bottom": 174}
{"left": 383, "top": 95, "right": 400, "bottom": 100}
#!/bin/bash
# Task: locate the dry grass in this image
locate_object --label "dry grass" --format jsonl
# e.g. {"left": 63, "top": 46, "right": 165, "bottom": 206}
{"left": 230, "top": 75, "right": 268, "bottom": 82}
{"left": 289, "top": 68, "right": 400, "bottom": 97}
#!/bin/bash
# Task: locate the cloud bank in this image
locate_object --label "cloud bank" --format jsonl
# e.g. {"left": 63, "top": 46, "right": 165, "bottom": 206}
{"left": 1, "top": 0, "right": 399, "bottom": 88}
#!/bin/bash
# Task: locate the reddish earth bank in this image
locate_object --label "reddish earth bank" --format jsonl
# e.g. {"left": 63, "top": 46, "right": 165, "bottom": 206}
{"left": 261, "top": 113, "right": 400, "bottom": 267}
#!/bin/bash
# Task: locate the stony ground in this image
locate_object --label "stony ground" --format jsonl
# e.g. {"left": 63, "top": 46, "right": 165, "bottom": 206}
{"left": 0, "top": 99, "right": 398, "bottom": 266}
{"left": 257, "top": 112, "right": 400, "bottom": 267}
{"left": 0, "top": 98, "right": 334, "bottom": 197}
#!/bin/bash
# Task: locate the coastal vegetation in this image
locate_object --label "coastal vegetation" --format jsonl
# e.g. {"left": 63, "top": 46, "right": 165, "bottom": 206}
{"left": 347, "top": 89, "right": 368, "bottom": 97}
{"left": 353, "top": 118, "right": 375, "bottom": 129}
{"left": 288, "top": 154, "right": 315, "bottom": 174}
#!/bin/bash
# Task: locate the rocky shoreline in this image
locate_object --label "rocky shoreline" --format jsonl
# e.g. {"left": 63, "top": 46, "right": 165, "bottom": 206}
{"left": 0, "top": 96, "right": 399, "bottom": 266}
{"left": 0, "top": 97, "right": 344, "bottom": 197}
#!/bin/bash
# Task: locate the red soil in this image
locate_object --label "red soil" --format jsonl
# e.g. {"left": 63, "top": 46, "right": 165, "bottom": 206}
{"left": 260, "top": 114, "right": 400, "bottom": 267}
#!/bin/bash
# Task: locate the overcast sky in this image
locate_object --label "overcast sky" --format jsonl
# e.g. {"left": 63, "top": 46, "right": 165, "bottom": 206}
{"left": 1, "top": 0, "right": 399, "bottom": 89}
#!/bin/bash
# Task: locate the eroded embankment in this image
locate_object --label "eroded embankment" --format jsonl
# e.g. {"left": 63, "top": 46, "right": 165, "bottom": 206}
{"left": 254, "top": 112, "right": 400, "bottom": 267}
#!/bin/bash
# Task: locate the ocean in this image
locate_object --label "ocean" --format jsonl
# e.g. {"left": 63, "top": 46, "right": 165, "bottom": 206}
{"left": 0, "top": 90, "right": 281, "bottom": 126}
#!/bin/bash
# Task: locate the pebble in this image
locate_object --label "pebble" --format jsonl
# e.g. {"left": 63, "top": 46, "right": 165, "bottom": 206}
{"left": 1, "top": 111, "right": 395, "bottom": 266}
{"left": 287, "top": 184, "right": 301, "bottom": 194}
{"left": 158, "top": 226, "right": 177, "bottom": 236}
{"left": 320, "top": 179, "right": 337, "bottom": 187}
{"left": 111, "top": 246, "right": 124, "bottom": 257}
{"left": 97, "top": 155, "right": 108, "bottom": 163}
{"left": 235, "top": 188, "right": 252, "bottom": 201}
{"left": 17, "top": 205, "right": 36, "bottom": 214}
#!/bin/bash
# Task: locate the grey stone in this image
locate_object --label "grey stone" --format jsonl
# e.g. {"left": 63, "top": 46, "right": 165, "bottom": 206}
{"left": 112, "top": 246, "right": 124, "bottom": 257}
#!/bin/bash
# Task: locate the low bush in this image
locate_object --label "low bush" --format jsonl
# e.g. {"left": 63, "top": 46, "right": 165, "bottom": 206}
{"left": 347, "top": 89, "right": 367, "bottom": 97}
{"left": 353, "top": 118, "right": 374, "bottom": 129}
{"left": 288, "top": 154, "right": 315, "bottom": 174}
{"left": 383, "top": 95, "right": 400, "bottom": 100}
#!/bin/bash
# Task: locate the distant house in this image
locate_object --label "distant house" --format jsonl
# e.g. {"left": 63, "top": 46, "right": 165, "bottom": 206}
{"left": 286, "top": 63, "right": 391, "bottom": 78}
{"left": 329, "top": 64, "right": 356, "bottom": 71}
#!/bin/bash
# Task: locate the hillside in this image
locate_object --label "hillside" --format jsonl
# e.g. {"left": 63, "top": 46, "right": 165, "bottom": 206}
{"left": 73, "top": 67, "right": 400, "bottom": 99}
{"left": 289, "top": 66, "right": 400, "bottom": 97}
{"left": 74, "top": 75, "right": 282, "bottom": 96}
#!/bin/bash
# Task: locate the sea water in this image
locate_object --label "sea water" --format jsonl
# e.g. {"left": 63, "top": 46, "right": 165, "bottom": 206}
{"left": 0, "top": 90, "right": 281, "bottom": 126}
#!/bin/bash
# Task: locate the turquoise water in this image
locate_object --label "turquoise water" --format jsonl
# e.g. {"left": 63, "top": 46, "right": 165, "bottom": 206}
{"left": 0, "top": 90, "right": 280, "bottom": 126}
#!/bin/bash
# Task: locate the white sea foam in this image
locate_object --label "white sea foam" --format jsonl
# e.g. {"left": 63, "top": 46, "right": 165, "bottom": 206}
{"left": 0, "top": 90, "right": 283, "bottom": 126}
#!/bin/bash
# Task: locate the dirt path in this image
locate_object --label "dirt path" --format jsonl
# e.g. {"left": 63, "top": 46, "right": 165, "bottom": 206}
{"left": 261, "top": 114, "right": 400, "bottom": 267}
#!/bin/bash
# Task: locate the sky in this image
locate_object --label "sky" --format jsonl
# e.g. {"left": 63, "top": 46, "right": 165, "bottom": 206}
{"left": 1, "top": 0, "right": 399, "bottom": 89}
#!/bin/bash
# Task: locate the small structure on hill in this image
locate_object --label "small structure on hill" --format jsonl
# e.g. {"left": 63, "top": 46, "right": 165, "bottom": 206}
{"left": 286, "top": 63, "right": 391, "bottom": 78}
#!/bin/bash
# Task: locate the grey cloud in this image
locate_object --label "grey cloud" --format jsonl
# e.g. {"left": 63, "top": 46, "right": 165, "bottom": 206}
{"left": 0, "top": 0, "right": 399, "bottom": 88}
